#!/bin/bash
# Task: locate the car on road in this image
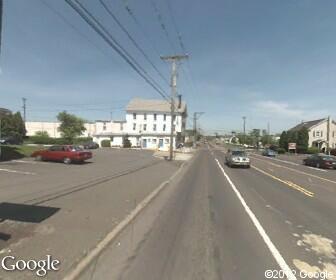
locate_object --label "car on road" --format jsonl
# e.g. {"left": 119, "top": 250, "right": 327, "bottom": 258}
{"left": 262, "top": 149, "right": 277, "bottom": 157}
{"left": 82, "top": 141, "right": 99, "bottom": 149}
{"left": 225, "top": 149, "right": 251, "bottom": 168}
{"left": 303, "top": 154, "right": 336, "bottom": 169}
{"left": 31, "top": 145, "right": 92, "bottom": 164}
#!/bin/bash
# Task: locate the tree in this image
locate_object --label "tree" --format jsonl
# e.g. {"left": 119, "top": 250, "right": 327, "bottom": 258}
{"left": 57, "top": 111, "right": 86, "bottom": 143}
{"left": 123, "top": 134, "right": 131, "bottom": 148}
{"left": 279, "top": 131, "right": 288, "bottom": 150}
{"left": 0, "top": 112, "right": 26, "bottom": 142}
{"left": 34, "top": 131, "right": 49, "bottom": 138}
{"left": 297, "top": 127, "right": 309, "bottom": 153}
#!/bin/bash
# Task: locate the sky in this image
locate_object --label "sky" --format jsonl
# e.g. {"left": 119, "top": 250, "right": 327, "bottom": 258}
{"left": 1, "top": 0, "right": 336, "bottom": 134}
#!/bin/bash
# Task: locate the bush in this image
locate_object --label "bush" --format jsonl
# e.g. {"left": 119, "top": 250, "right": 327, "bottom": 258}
{"left": 101, "top": 140, "right": 111, "bottom": 147}
{"left": 277, "top": 148, "right": 286, "bottom": 154}
{"left": 307, "top": 147, "right": 319, "bottom": 154}
{"left": 123, "top": 136, "right": 131, "bottom": 148}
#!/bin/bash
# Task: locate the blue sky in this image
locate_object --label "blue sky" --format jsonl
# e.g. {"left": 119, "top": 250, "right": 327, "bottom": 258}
{"left": 1, "top": 0, "right": 336, "bottom": 134}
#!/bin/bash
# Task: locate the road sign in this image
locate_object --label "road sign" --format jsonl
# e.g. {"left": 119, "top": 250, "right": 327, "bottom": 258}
{"left": 288, "top": 143, "right": 296, "bottom": 150}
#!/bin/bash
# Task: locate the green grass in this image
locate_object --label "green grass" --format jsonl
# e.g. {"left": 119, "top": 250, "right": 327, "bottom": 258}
{"left": 0, "top": 145, "right": 43, "bottom": 161}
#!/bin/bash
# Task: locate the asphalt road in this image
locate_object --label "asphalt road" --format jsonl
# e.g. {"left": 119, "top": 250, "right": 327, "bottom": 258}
{"left": 85, "top": 146, "right": 336, "bottom": 280}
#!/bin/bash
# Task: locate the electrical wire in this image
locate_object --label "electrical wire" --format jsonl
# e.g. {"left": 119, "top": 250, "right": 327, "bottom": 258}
{"left": 99, "top": 0, "right": 169, "bottom": 86}
{"left": 64, "top": 0, "right": 170, "bottom": 101}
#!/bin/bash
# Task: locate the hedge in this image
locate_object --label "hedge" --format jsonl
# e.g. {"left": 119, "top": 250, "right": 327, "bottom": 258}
{"left": 101, "top": 140, "right": 111, "bottom": 147}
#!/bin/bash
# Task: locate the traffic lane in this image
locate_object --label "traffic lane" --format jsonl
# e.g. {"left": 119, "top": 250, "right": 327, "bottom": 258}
{"left": 0, "top": 149, "right": 158, "bottom": 202}
{"left": 248, "top": 153, "right": 336, "bottom": 182}
{"left": 214, "top": 149, "right": 336, "bottom": 278}
{"left": 250, "top": 155, "right": 336, "bottom": 194}
{"left": 97, "top": 149, "right": 279, "bottom": 280}
{"left": 0, "top": 157, "right": 181, "bottom": 279}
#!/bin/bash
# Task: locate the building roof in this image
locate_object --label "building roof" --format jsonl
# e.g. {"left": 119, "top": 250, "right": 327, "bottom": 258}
{"left": 289, "top": 118, "right": 326, "bottom": 131}
{"left": 126, "top": 98, "right": 186, "bottom": 113}
{"left": 0, "top": 108, "right": 11, "bottom": 117}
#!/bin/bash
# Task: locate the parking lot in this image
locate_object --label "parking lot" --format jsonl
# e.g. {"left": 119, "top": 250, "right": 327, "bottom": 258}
{"left": 0, "top": 148, "right": 182, "bottom": 279}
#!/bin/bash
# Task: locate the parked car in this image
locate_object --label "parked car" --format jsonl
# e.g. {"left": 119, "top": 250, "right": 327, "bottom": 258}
{"left": 31, "top": 145, "right": 92, "bottom": 164}
{"left": 82, "top": 141, "right": 99, "bottom": 149}
{"left": 225, "top": 149, "right": 250, "bottom": 168}
{"left": 0, "top": 136, "right": 22, "bottom": 145}
{"left": 262, "top": 149, "right": 277, "bottom": 157}
{"left": 303, "top": 154, "right": 336, "bottom": 169}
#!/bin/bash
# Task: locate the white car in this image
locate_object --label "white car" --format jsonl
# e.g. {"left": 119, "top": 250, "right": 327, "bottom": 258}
{"left": 225, "top": 149, "right": 251, "bottom": 168}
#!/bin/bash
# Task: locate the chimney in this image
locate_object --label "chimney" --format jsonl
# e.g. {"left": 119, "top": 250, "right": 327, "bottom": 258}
{"left": 178, "top": 95, "right": 182, "bottom": 109}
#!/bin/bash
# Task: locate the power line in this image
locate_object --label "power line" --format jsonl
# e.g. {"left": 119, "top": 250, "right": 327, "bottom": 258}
{"left": 39, "top": 0, "right": 114, "bottom": 60}
{"left": 72, "top": 0, "right": 167, "bottom": 96}
{"left": 120, "top": 0, "right": 164, "bottom": 65}
{"left": 64, "top": 0, "right": 170, "bottom": 101}
{"left": 149, "top": 0, "right": 178, "bottom": 54}
{"left": 99, "top": 0, "right": 169, "bottom": 86}
{"left": 164, "top": 0, "right": 198, "bottom": 98}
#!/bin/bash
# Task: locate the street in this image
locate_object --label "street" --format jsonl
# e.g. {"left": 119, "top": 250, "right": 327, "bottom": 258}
{"left": 78, "top": 145, "right": 336, "bottom": 280}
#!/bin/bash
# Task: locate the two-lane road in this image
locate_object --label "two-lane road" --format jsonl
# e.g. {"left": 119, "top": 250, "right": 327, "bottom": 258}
{"left": 81, "top": 146, "right": 336, "bottom": 280}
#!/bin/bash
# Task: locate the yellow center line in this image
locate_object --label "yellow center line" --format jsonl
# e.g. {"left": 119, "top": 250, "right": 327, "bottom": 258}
{"left": 250, "top": 155, "right": 336, "bottom": 185}
{"left": 251, "top": 165, "right": 314, "bottom": 197}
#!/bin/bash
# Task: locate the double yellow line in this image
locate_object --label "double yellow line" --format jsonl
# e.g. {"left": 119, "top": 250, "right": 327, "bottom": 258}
{"left": 251, "top": 165, "right": 315, "bottom": 197}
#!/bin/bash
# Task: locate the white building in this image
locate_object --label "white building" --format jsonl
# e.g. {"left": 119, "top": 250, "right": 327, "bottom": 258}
{"left": 289, "top": 118, "right": 336, "bottom": 151}
{"left": 25, "top": 121, "right": 96, "bottom": 138}
{"left": 93, "top": 98, "right": 187, "bottom": 150}
{"left": 25, "top": 98, "right": 188, "bottom": 151}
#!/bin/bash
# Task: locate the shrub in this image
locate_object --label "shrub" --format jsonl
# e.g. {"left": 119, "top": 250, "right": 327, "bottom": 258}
{"left": 277, "top": 148, "right": 286, "bottom": 154}
{"left": 123, "top": 135, "right": 131, "bottom": 148}
{"left": 101, "top": 140, "right": 111, "bottom": 147}
{"left": 307, "top": 147, "right": 319, "bottom": 154}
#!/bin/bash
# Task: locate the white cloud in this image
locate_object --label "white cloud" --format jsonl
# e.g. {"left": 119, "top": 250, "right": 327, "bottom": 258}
{"left": 254, "top": 100, "right": 304, "bottom": 118}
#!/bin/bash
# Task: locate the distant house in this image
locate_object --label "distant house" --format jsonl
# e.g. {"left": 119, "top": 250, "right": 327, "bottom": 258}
{"left": 289, "top": 118, "right": 336, "bottom": 151}
{"left": 0, "top": 108, "right": 11, "bottom": 117}
{"left": 93, "top": 98, "right": 187, "bottom": 150}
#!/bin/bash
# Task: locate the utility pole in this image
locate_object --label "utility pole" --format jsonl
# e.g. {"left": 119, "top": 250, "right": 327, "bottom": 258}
{"left": 193, "top": 112, "right": 204, "bottom": 148}
{"left": 242, "top": 116, "right": 246, "bottom": 145}
{"left": 327, "top": 116, "right": 331, "bottom": 154}
{"left": 22, "top": 97, "right": 27, "bottom": 123}
{"left": 161, "top": 54, "right": 188, "bottom": 160}
{"left": 0, "top": 0, "right": 3, "bottom": 59}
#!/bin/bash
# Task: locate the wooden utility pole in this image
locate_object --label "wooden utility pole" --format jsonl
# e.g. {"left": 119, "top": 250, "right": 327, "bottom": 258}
{"left": 161, "top": 55, "right": 188, "bottom": 160}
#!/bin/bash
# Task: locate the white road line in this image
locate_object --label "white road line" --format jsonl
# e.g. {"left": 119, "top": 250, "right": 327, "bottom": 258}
{"left": 214, "top": 158, "right": 297, "bottom": 280}
{"left": 0, "top": 168, "right": 36, "bottom": 175}
{"left": 252, "top": 154, "right": 299, "bottom": 166}
{"left": 307, "top": 166, "right": 328, "bottom": 173}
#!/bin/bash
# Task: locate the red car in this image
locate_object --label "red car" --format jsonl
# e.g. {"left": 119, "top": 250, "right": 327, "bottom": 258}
{"left": 31, "top": 145, "right": 92, "bottom": 164}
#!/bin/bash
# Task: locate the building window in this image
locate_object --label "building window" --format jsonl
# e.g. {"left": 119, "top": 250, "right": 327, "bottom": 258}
{"left": 133, "top": 123, "right": 136, "bottom": 131}
{"left": 103, "top": 123, "right": 106, "bottom": 131}
{"left": 321, "top": 131, "right": 323, "bottom": 137}
{"left": 110, "top": 136, "right": 114, "bottom": 141}
{"left": 316, "top": 131, "right": 320, "bottom": 137}
{"left": 153, "top": 124, "right": 157, "bottom": 131}
{"left": 120, "top": 123, "right": 123, "bottom": 131}
{"left": 163, "top": 114, "right": 166, "bottom": 121}
{"left": 154, "top": 113, "right": 157, "bottom": 121}
{"left": 313, "top": 131, "right": 315, "bottom": 137}
{"left": 143, "top": 124, "right": 147, "bottom": 131}
{"left": 153, "top": 138, "right": 157, "bottom": 144}
{"left": 133, "top": 113, "right": 136, "bottom": 120}
{"left": 144, "top": 113, "right": 147, "bottom": 120}
{"left": 163, "top": 124, "right": 166, "bottom": 131}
